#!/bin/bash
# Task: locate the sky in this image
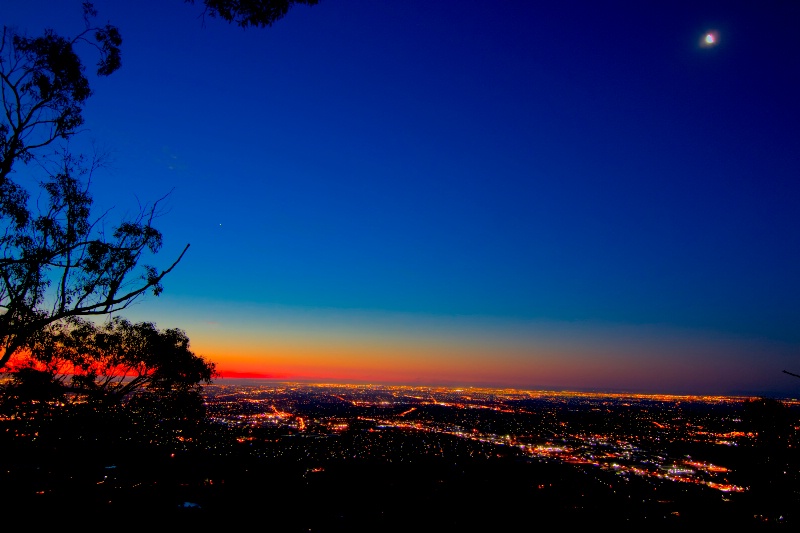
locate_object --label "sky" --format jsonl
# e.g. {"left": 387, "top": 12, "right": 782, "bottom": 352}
{"left": 4, "top": 0, "right": 799, "bottom": 396}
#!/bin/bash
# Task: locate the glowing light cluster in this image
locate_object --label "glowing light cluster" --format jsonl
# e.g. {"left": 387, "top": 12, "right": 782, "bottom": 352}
{"left": 700, "top": 30, "right": 719, "bottom": 48}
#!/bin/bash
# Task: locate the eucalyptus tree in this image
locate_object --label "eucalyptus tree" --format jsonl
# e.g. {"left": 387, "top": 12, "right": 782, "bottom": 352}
{"left": 5, "top": 316, "right": 215, "bottom": 412}
{"left": 0, "top": 3, "right": 188, "bottom": 371}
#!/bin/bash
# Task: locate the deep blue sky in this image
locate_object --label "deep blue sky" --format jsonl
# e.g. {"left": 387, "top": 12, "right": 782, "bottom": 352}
{"left": 4, "top": 1, "right": 799, "bottom": 395}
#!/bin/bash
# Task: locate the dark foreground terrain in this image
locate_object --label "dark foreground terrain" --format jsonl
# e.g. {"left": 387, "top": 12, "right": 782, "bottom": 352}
{"left": 1, "top": 431, "right": 795, "bottom": 531}
{"left": 2, "top": 383, "right": 798, "bottom": 530}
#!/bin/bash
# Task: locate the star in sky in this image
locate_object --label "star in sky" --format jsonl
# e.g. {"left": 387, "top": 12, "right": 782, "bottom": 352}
{"left": 701, "top": 30, "right": 719, "bottom": 47}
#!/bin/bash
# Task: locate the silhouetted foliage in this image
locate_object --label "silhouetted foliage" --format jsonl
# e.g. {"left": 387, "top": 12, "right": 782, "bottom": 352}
{"left": 0, "top": 3, "right": 119, "bottom": 183}
{"left": 187, "top": 0, "right": 320, "bottom": 28}
{"left": 1, "top": 317, "right": 216, "bottom": 446}
{"left": 742, "top": 397, "right": 793, "bottom": 449}
{"left": 0, "top": 3, "right": 189, "bottom": 370}
{"left": 15, "top": 317, "right": 214, "bottom": 397}
{"left": 0, "top": 367, "right": 65, "bottom": 415}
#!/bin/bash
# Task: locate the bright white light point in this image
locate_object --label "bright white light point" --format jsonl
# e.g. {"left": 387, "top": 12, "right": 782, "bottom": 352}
{"left": 701, "top": 31, "right": 719, "bottom": 48}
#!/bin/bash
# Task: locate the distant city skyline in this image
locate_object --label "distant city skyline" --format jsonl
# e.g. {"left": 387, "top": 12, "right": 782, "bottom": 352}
{"left": 4, "top": 1, "right": 799, "bottom": 397}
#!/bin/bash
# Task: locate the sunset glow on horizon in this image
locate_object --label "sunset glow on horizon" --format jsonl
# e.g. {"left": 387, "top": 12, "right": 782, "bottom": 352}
{"left": 154, "top": 300, "right": 795, "bottom": 396}
{"left": 6, "top": 1, "right": 799, "bottom": 398}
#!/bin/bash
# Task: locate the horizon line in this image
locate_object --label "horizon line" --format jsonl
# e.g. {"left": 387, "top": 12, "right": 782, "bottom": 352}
{"left": 211, "top": 375, "right": 799, "bottom": 401}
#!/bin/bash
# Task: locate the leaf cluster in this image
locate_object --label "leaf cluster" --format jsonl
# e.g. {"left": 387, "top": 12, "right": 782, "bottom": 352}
{"left": 0, "top": 3, "right": 121, "bottom": 186}
{"left": 188, "top": 0, "right": 320, "bottom": 28}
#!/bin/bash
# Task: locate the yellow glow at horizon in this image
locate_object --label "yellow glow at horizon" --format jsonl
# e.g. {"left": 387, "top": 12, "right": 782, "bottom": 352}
{"left": 132, "top": 298, "right": 791, "bottom": 392}
{"left": 189, "top": 328, "right": 769, "bottom": 392}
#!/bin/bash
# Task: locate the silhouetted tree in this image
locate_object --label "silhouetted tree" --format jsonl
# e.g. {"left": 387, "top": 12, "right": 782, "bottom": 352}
{"left": 2, "top": 317, "right": 216, "bottom": 445}
{"left": 16, "top": 317, "right": 216, "bottom": 402}
{"left": 0, "top": 3, "right": 189, "bottom": 371}
{"left": 187, "top": 0, "right": 320, "bottom": 28}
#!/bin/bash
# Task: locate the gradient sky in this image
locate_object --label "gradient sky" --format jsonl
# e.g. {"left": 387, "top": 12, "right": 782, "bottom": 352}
{"left": 5, "top": 1, "right": 799, "bottom": 396}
